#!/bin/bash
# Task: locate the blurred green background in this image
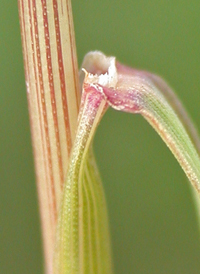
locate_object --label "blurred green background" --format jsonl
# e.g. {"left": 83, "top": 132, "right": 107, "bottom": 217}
{"left": 1, "top": 0, "right": 200, "bottom": 273}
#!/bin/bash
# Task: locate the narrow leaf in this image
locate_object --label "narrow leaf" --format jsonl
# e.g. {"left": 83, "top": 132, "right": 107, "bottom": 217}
{"left": 82, "top": 51, "right": 200, "bottom": 193}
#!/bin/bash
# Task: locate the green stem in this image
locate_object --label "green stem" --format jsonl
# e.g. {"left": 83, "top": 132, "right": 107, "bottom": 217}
{"left": 54, "top": 85, "right": 112, "bottom": 274}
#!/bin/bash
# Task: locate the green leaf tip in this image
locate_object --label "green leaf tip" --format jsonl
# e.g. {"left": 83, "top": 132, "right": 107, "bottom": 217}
{"left": 54, "top": 51, "right": 200, "bottom": 273}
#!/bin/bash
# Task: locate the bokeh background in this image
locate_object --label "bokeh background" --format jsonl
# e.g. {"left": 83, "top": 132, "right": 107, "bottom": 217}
{"left": 1, "top": 0, "right": 200, "bottom": 273}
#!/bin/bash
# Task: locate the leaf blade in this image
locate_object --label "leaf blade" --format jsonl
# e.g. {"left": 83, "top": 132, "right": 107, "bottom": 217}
{"left": 82, "top": 52, "right": 200, "bottom": 192}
